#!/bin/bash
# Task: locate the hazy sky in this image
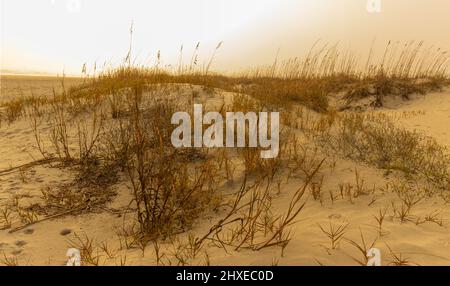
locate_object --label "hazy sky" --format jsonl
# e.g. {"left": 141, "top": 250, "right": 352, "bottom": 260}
{"left": 1, "top": 0, "right": 450, "bottom": 75}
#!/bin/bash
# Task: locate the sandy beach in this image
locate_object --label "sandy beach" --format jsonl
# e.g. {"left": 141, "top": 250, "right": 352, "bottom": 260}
{"left": 1, "top": 74, "right": 450, "bottom": 266}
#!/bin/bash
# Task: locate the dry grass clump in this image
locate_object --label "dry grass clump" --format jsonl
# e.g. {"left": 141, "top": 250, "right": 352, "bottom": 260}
{"left": 234, "top": 78, "right": 329, "bottom": 112}
{"left": 0, "top": 194, "right": 40, "bottom": 231}
{"left": 254, "top": 41, "right": 448, "bottom": 80}
{"left": 102, "top": 84, "right": 222, "bottom": 240}
{"left": 227, "top": 93, "right": 287, "bottom": 177}
{"left": 286, "top": 135, "right": 325, "bottom": 180}
{"left": 0, "top": 173, "right": 117, "bottom": 232}
{"left": 4, "top": 68, "right": 300, "bottom": 252}
{"left": 1, "top": 98, "right": 24, "bottom": 123}
{"left": 66, "top": 232, "right": 100, "bottom": 266}
{"left": 0, "top": 205, "right": 13, "bottom": 229}
{"left": 344, "top": 76, "right": 445, "bottom": 108}
{"left": 316, "top": 112, "right": 450, "bottom": 191}
{"left": 238, "top": 41, "right": 449, "bottom": 110}
{"left": 192, "top": 159, "right": 324, "bottom": 257}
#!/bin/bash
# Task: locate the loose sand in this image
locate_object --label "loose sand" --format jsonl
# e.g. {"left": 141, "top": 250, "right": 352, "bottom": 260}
{"left": 1, "top": 76, "right": 450, "bottom": 266}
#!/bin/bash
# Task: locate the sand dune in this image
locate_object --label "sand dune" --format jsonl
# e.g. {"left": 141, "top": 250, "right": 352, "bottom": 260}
{"left": 1, "top": 76, "right": 450, "bottom": 266}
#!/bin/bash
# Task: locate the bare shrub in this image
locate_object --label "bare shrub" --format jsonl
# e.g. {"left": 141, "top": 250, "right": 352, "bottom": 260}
{"left": 123, "top": 85, "right": 220, "bottom": 239}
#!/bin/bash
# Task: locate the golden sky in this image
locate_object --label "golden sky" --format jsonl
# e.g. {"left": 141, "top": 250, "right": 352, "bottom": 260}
{"left": 1, "top": 0, "right": 450, "bottom": 75}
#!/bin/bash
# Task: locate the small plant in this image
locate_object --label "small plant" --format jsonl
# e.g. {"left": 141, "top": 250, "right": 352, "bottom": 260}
{"left": 328, "top": 190, "right": 338, "bottom": 205}
{"left": 353, "top": 169, "right": 366, "bottom": 197}
{"left": 99, "top": 241, "right": 117, "bottom": 259}
{"left": 310, "top": 181, "right": 322, "bottom": 202}
{"left": 416, "top": 210, "right": 444, "bottom": 227}
{"left": 0, "top": 206, "right": 13, "bottom": 229}
{"left": 136, "top": 237, "right": 149, "bottom": 257}
{"left": 0, "top": 252, "right": 19, "bottom": 266}
{"left": 67, "top": 232, "right": 100, "bottom": 266}
{"left": 203, "top": 250, "right": 211, "bottom": 266}
{"left": 344, "top": 229, "right": 378, "bottom": 266}
{"left": 49, "top": 98, "right": 72, "bottom": 162}
{"left": 339, "top": 183, "right": 354, "bottom": 204}
{"left": 373, "top": 207, "right": 389, "bottom": 236}
{"left": 385, "top": 244, "right": 415, "bottom": 266}
{"left": 318, "top": 221, "right": 349, "bottom": 249}
{"left": 152, "top": 240, "right": 166, "bottom": 266}
{"left": 391, "top": 201, "right": 412, "bottom": 224}
{"left": 271, "top": 257, "right": 279, "bottom": 266}
{"left": 115, "top": 254, "right": 127, "bottom": 266}
{"left": 17, "top": 208, "right": 39, "bottom": 224}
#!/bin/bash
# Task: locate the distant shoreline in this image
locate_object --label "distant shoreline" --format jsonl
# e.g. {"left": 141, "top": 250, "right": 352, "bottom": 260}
{"left": 0, "top": 73, "right": 83, "bottom": 79}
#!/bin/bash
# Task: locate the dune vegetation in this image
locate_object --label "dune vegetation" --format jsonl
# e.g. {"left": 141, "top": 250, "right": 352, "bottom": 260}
{"left": 0, "top": 39, "right": 449, "bottom": 266}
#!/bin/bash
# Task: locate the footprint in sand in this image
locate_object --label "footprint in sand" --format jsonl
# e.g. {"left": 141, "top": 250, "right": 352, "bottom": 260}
{"left": 11, "top": 249, "right": 22, "bottom": 256}
{"left": 15, "top": 240, "right": 27, "bottom": 247}
{"left": 23, "top": 229, "right": 34, "bottom": 235}
{"left": 60, "top": 229, "right": 72, "bottom": 236}
{"left": 328, "top": 214, "right": 342, "bottom": 220}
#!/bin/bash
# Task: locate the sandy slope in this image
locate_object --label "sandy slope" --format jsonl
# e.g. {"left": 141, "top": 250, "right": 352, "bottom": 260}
{"left": 1, "top": 84, "right": 450, "bottom": 266}
{"left": 382, "top": 88, "right": 450, "bottom": 147}
{"left": 0, "top": 75, "right": 85, "bottom": 104}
